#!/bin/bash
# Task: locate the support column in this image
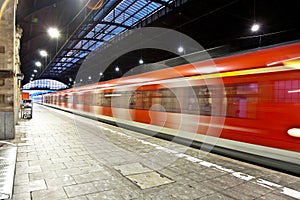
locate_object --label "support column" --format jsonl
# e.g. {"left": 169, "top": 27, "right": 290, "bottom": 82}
{"left": 0, "top": 0, "right": 20, "bottom": 140}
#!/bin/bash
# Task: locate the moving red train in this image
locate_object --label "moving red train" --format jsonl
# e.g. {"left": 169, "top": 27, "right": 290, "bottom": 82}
{"left": 42, "top": 41, "right": 300, "bottom": 174}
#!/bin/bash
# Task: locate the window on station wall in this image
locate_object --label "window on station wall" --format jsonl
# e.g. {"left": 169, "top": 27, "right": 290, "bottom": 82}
{"left": 274, "top": 80, "right": 300, "bottom": 103}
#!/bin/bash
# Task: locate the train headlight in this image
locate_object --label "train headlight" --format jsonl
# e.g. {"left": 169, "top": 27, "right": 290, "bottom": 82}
{"left": 287, "top": 128, "right": 300, "bottom": 138}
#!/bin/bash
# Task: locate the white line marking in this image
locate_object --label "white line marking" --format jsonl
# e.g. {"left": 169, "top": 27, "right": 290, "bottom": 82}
{"left": 97, "top": 125, "right": 300, "bottom": 199}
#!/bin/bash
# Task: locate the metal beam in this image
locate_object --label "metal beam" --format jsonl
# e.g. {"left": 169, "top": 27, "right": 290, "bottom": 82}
{"left": 150, "top": 0, "right": 175, "bottom": 8}
{"left": 100, "top": 21, "right": 131, "bottom": 29}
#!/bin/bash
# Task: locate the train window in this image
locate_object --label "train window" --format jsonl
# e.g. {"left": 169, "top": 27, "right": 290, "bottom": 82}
{"left": 102, "top": 93, "right": 111, "bottom": 107}
{"left": 198, "top": 86, "right": 212, "bottom": 116}
{"left": 161, "top": 89, "right": 172, "bottom": 112}
{"left": 62, "top": 95, "right": 69, "bottom": 103}
{"left": 135, "top": 91, "right": 144, "bottom": 110}
{"left": 53, "top": 96, "right": 57, "bottom": 104}
{"left": 78, "top": 95, "right": 84, "bottom": 104}
{"left": 142, "top": 91, "right": 152, "bottom": 110}
{"left": 117, "top": 92, "right": 133, "bottom": 108}
{"left": 129, "top": 92, "right": 136, "bottom": 109}
{"left": 92, "top": 93, "right": 98, "bottom": 106}
{"left": 150, "top": 90, "right": 162, "bottom": 111}
{"left": 68, "top": 94, "right": 73, "bottom": 104}
{"left": 202, "top": 86, "right": 224, "bottom": 116}
{"left": 95, "top": 93, "right": 104, "bottom": 106}
{"left": 84, "top": 93, "right": 91, "bottom": 105}
{"left": 225, "top": 83, "right": 258, "bottom": 118}
{"left": 110, "top": 93, "right": 122, "bottom": 108}
{"left": 73, "top": 94, "right": 83, "bottom": 104}
{"left": 73, "top": 94, "right": 78, "bottom": 104}
{"left": 274, "top": 80, "right": 300, "bottom": 103}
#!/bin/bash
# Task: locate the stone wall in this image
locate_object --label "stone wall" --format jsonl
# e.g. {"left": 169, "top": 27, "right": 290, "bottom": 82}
{"left": 0, "top": 0, "right": 20, "bottom": 139}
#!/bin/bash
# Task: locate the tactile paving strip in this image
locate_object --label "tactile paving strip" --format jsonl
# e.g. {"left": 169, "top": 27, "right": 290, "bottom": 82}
{"left": 0, "top": 142, "right": 17, "bottom": 199}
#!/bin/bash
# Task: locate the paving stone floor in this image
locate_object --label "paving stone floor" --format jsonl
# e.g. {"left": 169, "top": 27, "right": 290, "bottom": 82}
{"left": 11, "top": 104, "right": 300, "bottom": 200}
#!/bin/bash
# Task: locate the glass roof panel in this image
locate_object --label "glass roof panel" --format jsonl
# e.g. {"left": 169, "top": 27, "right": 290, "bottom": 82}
{"left": 45, "top": 0, "right": 177, "bottom": 79}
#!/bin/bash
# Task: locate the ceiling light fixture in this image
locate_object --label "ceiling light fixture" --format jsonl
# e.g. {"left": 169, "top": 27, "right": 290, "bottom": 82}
{"left": 139, "top": 59, "right": 144, "bottom": 65}
{"left": 47, "top": 27, "right": 60, "bottom": 38}
{"left": 35, "top": 61, "right": 42, "bottom": 67}
{"left": 39, "top": 50, "right": 48, "bottom": 57}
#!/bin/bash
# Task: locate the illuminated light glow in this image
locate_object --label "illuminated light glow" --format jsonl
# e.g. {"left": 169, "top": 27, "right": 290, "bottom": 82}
{"left": 178, "top": 46, "right": 184, "bottom": 53}
{"left": 87, "top": 0, "right": 105, "bottom": 10}
{"left": 48, "top": 27, "right": 60, "bottom": 38}
{"left": 288, "top": 89, "right": 300, "bottom": 94}
{"left": 104, "top": 93, "right": 122, "bottom": 97}
{"left": 139, "top": 59, "right": 144, "bottom": 65}
{"left": 39, "top": 50, "right": 48, "bottom": 57}
{"left": 33, "top": 69, "right": 38, "bottom": 73}
{"left": 267, "top": 57, "right": 300, "bottom": 67}
{"left": 251, "top": 23, "right": 260, "bottom": 32}
{"left": 115, "top": 67, "right": 120, "bottom": 72}
{"left": 0, "top": 0, "right": 10, "bottom": 20}
{"left": 267, "top": 61, "right": 282, "bottom": 67}
{"left": 35, "top": 61, "right": 42, "bottom": 67}
{"left": 88, "top": 76, "right": 92, "bottom": 80}
{"left": 283, "top": 59, "right": 300, "bottom": 69}
{"left": 99, "top": 72, "right": 103, "bottom": 76}
{"left": 287, "top": 128, "right": 300, "bottom": 138}
{"left": 31, "top": 74, "right": 35, "bottom": 77}
{"left": 32, "top": 18, "right": 38, "bottom": 23}
{"left": 187, "top": 66, "right": 290, "bottom": 81}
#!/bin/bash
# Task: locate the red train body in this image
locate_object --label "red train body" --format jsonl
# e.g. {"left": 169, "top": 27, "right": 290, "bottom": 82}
{"left": 42, "top": 41, "right": 300, "bottom": 173}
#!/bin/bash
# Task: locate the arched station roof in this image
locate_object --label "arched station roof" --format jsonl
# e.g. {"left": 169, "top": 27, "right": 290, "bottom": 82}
{"left": 23, "top": 79, "right": 68, "bottom": 90}
{"left": 17, "top": 0, "right": 300, "bottom": 86}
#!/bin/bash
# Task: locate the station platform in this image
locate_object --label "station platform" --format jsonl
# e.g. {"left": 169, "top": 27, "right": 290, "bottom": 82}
{"left": 10, "top": 104, "right": 300, "bottom": 199}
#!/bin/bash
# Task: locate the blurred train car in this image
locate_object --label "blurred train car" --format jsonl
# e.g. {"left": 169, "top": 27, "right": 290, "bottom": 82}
{"left": 42, "top": 41, "right": 300, "bottom": 175}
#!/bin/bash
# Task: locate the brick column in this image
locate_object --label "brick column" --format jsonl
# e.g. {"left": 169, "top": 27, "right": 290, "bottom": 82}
{"left": 0, "top": 0, "right": 20, "bottom": 139}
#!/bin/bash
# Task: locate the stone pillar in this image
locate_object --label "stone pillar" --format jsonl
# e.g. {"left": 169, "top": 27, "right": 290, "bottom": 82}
{"left": 0, "top": 0, "right": 20, "bottom": 140}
